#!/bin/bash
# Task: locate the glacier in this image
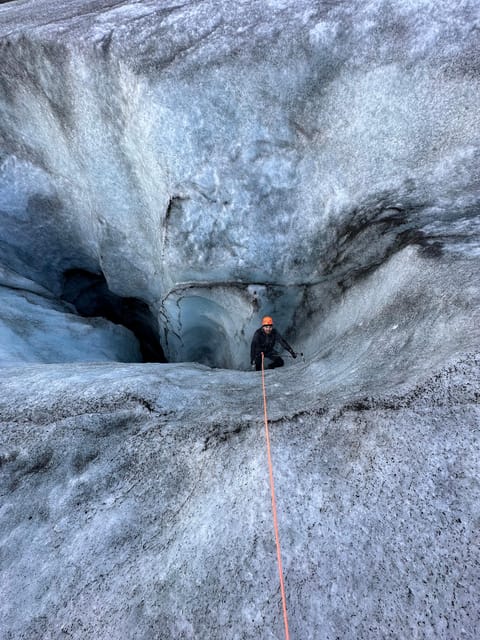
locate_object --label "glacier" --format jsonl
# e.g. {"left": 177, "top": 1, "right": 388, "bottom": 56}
{"left": 0, "top": 0, "right": 479, "bottom": 638}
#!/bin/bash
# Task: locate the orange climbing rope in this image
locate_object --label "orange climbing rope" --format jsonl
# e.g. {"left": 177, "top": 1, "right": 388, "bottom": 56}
{"left": 261, "top": 352, "right": 291, "bottom": 640}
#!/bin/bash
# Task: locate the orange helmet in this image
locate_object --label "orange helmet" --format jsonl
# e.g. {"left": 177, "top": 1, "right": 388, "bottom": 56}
{"left": 262, "top": 316, "right": 273, "bottom": 326}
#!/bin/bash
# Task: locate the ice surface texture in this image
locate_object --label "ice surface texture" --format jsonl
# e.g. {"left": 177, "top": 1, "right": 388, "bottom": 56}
{"left": 1, "top": 354, "right": 479, "bottom": 639}
{"left": 0, "top": 1, "right": 479, "bottom": 638}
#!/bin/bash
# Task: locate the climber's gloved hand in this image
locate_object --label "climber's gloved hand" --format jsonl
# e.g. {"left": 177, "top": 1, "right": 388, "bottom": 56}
{"left": 291, "top": 351, "right": 297, "bottom": 359}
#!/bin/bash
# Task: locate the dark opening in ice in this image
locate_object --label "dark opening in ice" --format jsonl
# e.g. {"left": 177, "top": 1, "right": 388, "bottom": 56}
{"left": 61, "top": 268, "right": 167, "bottom": 363}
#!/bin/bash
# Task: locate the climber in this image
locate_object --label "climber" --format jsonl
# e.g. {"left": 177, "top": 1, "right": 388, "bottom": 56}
{"left": 250, "top": 316, "right": 297, "bottom": 371}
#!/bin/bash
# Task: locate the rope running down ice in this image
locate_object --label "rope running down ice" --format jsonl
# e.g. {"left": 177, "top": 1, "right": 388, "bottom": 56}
{"left": 261, "top": 352, "right": 290, "bottom": 640}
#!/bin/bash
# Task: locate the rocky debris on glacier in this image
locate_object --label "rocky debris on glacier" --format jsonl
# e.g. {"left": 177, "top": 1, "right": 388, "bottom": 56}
{"left": 0, "top": 0, "right": 479, "bottom": 638}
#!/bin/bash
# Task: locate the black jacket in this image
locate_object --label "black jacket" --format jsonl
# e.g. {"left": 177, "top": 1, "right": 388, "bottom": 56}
{"left": 250, "top": 327, "right": 294, "bottom": 363}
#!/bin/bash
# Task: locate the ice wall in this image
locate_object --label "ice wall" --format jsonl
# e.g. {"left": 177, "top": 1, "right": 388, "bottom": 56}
{"left": 0, "top": 0, "right": 479, "bottom": 369}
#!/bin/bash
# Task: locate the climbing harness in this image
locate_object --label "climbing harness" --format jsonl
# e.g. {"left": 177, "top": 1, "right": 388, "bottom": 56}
{"left": 260, "top": 352, "right": 291, "bottom": 640}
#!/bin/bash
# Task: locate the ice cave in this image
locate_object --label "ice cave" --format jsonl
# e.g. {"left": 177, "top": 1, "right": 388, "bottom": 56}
{"left": 0, "top": 1, "right": 479, "bottom": 638}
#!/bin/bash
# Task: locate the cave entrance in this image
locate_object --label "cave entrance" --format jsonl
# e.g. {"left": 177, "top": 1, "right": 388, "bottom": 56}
{"left": 160, "top": 283, "right": 302, "bottom": 370}
{"left": 61, "top": 268, "right": 166, "bottom": 363}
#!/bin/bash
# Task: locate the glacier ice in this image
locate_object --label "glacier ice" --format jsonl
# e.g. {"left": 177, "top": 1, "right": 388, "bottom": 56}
{"left": 0, "top": 0, "right": 479, "bottom": 638}
{"left": 0, "top": 0, "right": 479, "bottom": 368}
